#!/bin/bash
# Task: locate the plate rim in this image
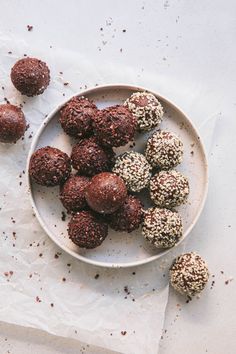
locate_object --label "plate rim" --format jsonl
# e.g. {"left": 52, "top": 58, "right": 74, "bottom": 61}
{"left": 26, "top": 83, "right": 209, "bottom": 268}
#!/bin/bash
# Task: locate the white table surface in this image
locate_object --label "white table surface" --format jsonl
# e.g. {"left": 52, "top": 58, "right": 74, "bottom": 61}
{"left": 0, "top": 0, "right": 236, "bottom": 353}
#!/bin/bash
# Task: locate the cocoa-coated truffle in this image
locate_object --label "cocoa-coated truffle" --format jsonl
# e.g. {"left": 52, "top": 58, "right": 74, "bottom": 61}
{"left": 108, "top": 195, "right": 144, "bottom": 233}
{"left": 93, "top": 105, "right": 137, "bottom": 147}
{"left": 68, "top": 210, "right": 108, "bottom": 249}
{"left": 85, "top": 172, "right": 127, "bottom": 214}
{"left": 149, "top": 170, "right": 190, "bottom": 208}
{"left": 59, "top": 97, "right": 98, "bottom": 138}
{"left": 170, "top": 252, "right": 210, "bottom": 297}
{"left": 124, "top": 91, "right": 164, "bottom": 131}
{"left": 60, "top": 175, "right": 90, "bottom": 212}
{"left": 112, "top": 151, "right": 152, "bottom": 192}
{"left": 0, "top": 104, "right": 26, "bottom": 143}
{"left": 142, "top": 207, "right": 183, "bottom": 248}
{"left": 145, "top": 130, "right": 183, "bottom": 170}
{"left": 29, "top": 146, "right": 71, "bottom": 186}
{"left": 71, "top": 137, "right": 115, "bottom": 176}
{"left": 11, "top": 57, "right": 50, "bottom": 96}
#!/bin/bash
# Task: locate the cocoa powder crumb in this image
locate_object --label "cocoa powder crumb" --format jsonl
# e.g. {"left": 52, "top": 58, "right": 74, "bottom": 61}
{"left": 94, "top": 274, "right": 100, "bottom": 279}
{"left": 121, "top": 331, "right": 127, "bottom": 336}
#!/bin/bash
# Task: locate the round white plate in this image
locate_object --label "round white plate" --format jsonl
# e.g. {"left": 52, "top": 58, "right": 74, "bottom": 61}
{"left": 27, "top": 84, "right": 208, "bottom": 268}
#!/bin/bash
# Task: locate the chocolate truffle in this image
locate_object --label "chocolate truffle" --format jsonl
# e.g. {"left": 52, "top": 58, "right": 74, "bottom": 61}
{"left": 59, "top": 96, "right": 98, "bottom": 138}
{"left": 109, "top": 195, "right": 144, "bottom": 233}
{"left": 11, "top": 57, "right": 50, "bottom": 96}
{"left": 68, "top": 210, "right": 108, "bottom": 249}
{"left": 71, "top": 137, "right": 115, "bottom": 176}
{"left": 93, "top": 105, "right": 137, "bottom": 147}
{"left": 142, "top": 207, "right": 183, "bottom": 248}
{"left": 124, "top": 91, "right": 164, "bottom": 131}
{"left": 149, "top": 170, "right": 190, "bottom": 208}
{"left": 29, "top": 146, "right": 71, "bottom": 186}
{"left": 145, "top": 130, "right": 183, "bottom": 170}
{"left": 85, "top": 172, "right": 127, "bottom": 214}
{"left": 170, "top": 252, "right": 209, "bottom": 297}
{"left": 112, "top": 151, "right": 152, "bottom": 192}
{"left": 0, "top": 104, "right": 26, "bottom": 143}
{"left": 60, "top": 175, "right": 90, "bottom": 212}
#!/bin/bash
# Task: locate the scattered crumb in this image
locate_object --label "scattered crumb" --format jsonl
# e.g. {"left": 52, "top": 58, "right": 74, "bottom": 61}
{"left": 61, "top": 211, "right": 66, "bottom": 221}
{"left": 50, "top": 303, "right": 54, "bottom": 307}
{"left": 62, "top": 277, "right": 66, "bottom": 282}
{"left": 63, "top": 82, "right": 69, "bottom": 86}
{"left": 94, "top": 274, "right": 100, "bottom": 279}
{"left": 121, "top": 331, "right": 127, "bottom": 336}
{"left": 36, "top": 296, "right": 41, "bottom": 303}
{"left": 27, "top": 25, "right": 33, "bottom": 31}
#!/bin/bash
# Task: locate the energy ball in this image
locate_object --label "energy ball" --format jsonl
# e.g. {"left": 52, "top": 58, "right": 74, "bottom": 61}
{"left": 124, "top": 91, "right": 164, "bottom": 131}
{"left": 145, "top": 130, "right": 183, "bottom": 170}
{"left": 170, "top": 252, "right": 210, "bottom": 297}
{"left": 60, "top": 175, "right": 90, "bottom": 212}
{"left": 108, "top": 195, "right": 144, "bottom": 233}
{"left": 59, "top": 97, "right": 98, "bottom": 138}
{"left": 68, "top": 210, "right": 108, "bottom": 249}
{"left": 29, "top": 146, "right": 71, "bottom": 186}
{"left": 142, "top": 207, "right": 183, "bottom": 248}
{"left": 149, "top": 170, "right": 189, "bottom": 208}
{"left": 0, "top": 104, "right": 26, "bottom": 143}
{"left": 93, "top": 105, "right": 137, "bottom": 147}
{"left": 85, "top": 172, "right": 127, "bottom": 214}
{"left": 112, "top": 151, "right": 152, "bottom": 192}
{"left": 71, "top": 137, "right": 115, "bottom": 176}
{"left": 11, "top": 57, "right": 50, "bottom": 96}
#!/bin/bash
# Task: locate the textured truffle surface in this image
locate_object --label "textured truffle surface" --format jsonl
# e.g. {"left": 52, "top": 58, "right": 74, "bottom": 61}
{"left": 124, "top": 91, "right": 164, "bottom": 131}
{"left": 68, "top": 210, "right": 108, "bottom": 249}
{"left": 142, "top": 207, "right": 183, "bottom": 248}
{"left": 149, "top": 170, "right": 189, "bottom": 208}
{"left": 170, "top": 252, "right": 209, "bottom": 297}
{"left": 146, "top": 130, "right": 183, "bottom": 170}
{"left": 0, "top": 104, "right": 26, "bottom": 143}
{"left": 11, "top": 57, "right": 50, "bottom": 96}
{"left": 112, "top": 151, "right": 152, "bottom": 192}
{"left": 60, "top": 175, "right": 90, "bottom": 212}
{"left": 29, "top": 146, "right": 71, "bottom": 186}
{"left": 93, "top": 105, "right": 137, "bottom": 147}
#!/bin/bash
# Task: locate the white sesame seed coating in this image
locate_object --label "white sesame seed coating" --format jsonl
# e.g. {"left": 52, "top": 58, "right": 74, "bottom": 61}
{"left": 142, "top": 207, "right": 183, "bottom": 248}
{"left": 112, "top": 151, "right": 152, "bottom": 192}
{"left": 124, "top": 91, "right": 164, "bottom": 131}
{"left": 149, "top": 170, "right": 189, "bottom": 208}
{"left": 145, "top": 130, "right": 183, "bottom": 170}
{"left": 170, "top": 252, "right": 209, "bottom": 297}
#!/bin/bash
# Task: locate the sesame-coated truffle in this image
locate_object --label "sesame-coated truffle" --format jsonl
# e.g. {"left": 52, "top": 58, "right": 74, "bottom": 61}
{"left": 85, "top": 172, "right": 127, "bottom": 214}
{"left": 149, "top": 170, "right": 189, "bottom": 208}
{"left": 29, "top": 146, "right": 71, "bottom": 186}
{"left": 170, "top": 252, "right": 209, "bottom": 297}
{"left": 68, "top": 210, "right": 108, "bottom": 249}
{"left": 124, "top": 91, "right": 164, "bottom": 131}
{"left": 142, "top": 207, "right": 183, "bottom": 248}
{"left": 71, "top": 137, "right": 115, "bottom": 176}
{"left": 0, "top": 104, "right": 26, "bottom": 143}
{"left": 146, "top": 130, "right": 183, "bottom": 170}
{"left": 59, "top": 97, "right": 98, "bottom": 138}
{"left": 60, "top": 175, "right": 90, "bottom": 212}
{"left": 11, "top": 57, "right": 50, "bottom": 96}
{"left": 112, "top": 151, "right": 152, "bottom": 192}
{"left": 93, "top": 105, "right": 137, "bottom": 147}
{"left": 108, "top": 195, "right": 144, "bottom": 233}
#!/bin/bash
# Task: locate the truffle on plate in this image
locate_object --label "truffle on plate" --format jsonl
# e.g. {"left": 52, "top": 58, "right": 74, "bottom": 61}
{"left": 145, "top": 130, "right": 183, "bottom": 170}
{"left": 11, "top": 57, "right": 50, "bottom": 96}
{"left": 71, "top": 137, "right": 115, "bottom": 176}
{"left": 112, "top": 151, "right": 152, "bottom": 192}
{"left": 108, "top": 195, "right": 144, "bottom": 233}
{"left": 149, "top": 170, "right": 189, "bottom": 208}
{"left": 0, "top": 104, "right": 26, "bottom": 143}
{"left": 59, "top": 97, "right": 98, "bottom": 138}
{"left": 142, "top": 207, "right": 183, "bottom": 248}
{"left": 170, "top": 252, "right": 210, "bottom": 297}
{"left": 29, "top": 146, "right": 71, "bottom": 186}
{"left": 85, "top": 172, "right": 127, "bottom": 214}
{"left": 124, "top": 91, "right": 164, "bottom": 131}
{"left": 60, "top": 175, "right": 90, "bottom": 212}
{"left": 68, "top": 210, "right": 108, "bottom": 249}
{"left": 93, "top": 105, "right": 137, "bottom": 147}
